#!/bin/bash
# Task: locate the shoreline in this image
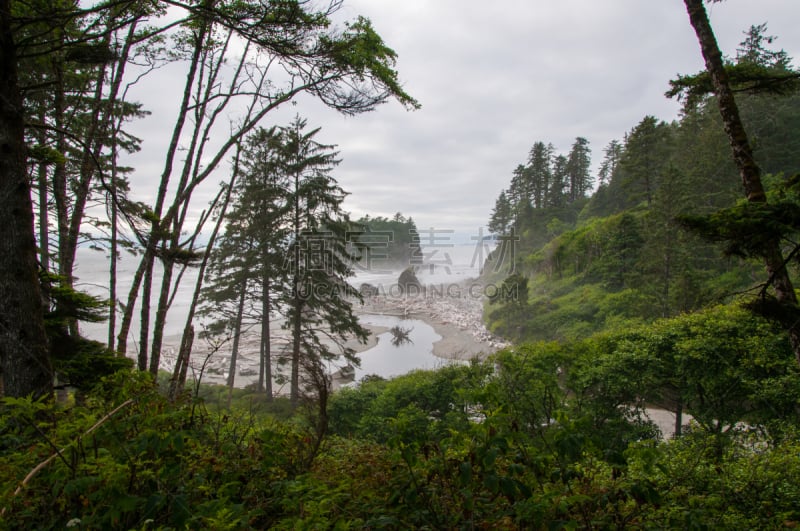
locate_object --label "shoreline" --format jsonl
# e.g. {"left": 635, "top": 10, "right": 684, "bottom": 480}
{"left": 354, "top": 280, "right": 510, "bottom": 361}
{"left": 152, "top": 278, "right": 508, "bottom": 387}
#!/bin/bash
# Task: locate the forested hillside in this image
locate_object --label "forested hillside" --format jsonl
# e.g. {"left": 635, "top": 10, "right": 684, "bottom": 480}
{"left": 485, "top": 24, "right": 800, "bottom": 344}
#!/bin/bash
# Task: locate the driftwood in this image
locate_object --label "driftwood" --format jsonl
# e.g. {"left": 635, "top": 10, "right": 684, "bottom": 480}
{"left": 389, "top": 325, "right": 413, "bottom": 347}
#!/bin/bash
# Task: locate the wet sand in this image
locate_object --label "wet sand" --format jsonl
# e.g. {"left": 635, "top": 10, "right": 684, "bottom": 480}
{"left": 154, "top": 279, "right": 508, "bottom": 388}
{"left": 355, "top": 282, "right": 509, "bottom": 362}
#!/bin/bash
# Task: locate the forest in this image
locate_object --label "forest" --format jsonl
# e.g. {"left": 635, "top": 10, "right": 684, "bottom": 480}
{"left": 3, "top": 0, "right": 800, "bottom": 529}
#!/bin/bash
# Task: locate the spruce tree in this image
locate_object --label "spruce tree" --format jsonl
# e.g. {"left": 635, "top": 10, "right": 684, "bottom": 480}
{"left": 619, "top": 117, "right": 672, "bottom": 207}
{"left": 488, "top": 190, "right": 513, "bottom": 235}
{"left": 597, "top": 140, "right": 622, "bottom": 188}
{"left": 527, "top": 142, "right": 553, "bottom": 209}
{"left": 682, "top": 0, "right": 800, "bottom": 363}
{"left": 549, "top": 154, "right": 569, "bottom": 208}
{"left": 199, "top": 127, "right": 289, "bottom": 396}
{"left": 566, "top": 137, "right": 592, "bottom": 202}
{"left": 277, "top": 117, "right": 368, "bottom": 405}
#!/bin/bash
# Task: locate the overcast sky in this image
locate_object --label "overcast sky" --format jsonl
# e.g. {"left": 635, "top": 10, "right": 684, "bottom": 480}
{"left": 124, "top": 1, "right": 800, "bottom": 240}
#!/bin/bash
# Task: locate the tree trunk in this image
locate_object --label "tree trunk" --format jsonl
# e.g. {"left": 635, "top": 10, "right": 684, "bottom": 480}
{"left": 116, "top": 22, "right": 205, "bottom": 360}
{"left": 172, "top": 324, "right": 193, "bottom": 399}
{"left": 148, "top": 28, "right": 238, "bottom": 373}
{"left": 60, "top": 53, "right": 107, "bottom": 299}
{"left": 0, "top": 0, "right": 53, "bottom": 398}
{"left": 104, "top": 23, "right": 138, "bottom": 353}
{"left": 291, "top": 283, "right": 303, "bottom": 406}
{"left": 260, "top": 274, "right": 273, "bottom": 399}
{"left": 36, "top": 112, "right": 50, "bottom": 272}
{"left": 165, "top": 148, "right": 242, "bottom": 396}
{"left": 290, "top": 171, "right": 302, "bottom": 406}
{"left": 116, "top": 252, "right": 147, "bottom": 355}
{"left": 62, "top": 24, "right": 133, "bottom": 331}
{"left": 51, "top": 59, "right": 68, "bottom": 279}
{"left": 138, "top": 256, "right": 154, "bottom": 371}
{"left": 227, "top": 280, "right": 248, "bottom": 400}
{"left": 108, "top": 137, "right": 119, "bottom": 352}
{"left": 149, "top": 258, "right": 174, "bottom": 376}
{"left": 170, "top": 169, "right": 238, "bottom": 397}
{"left": 684, "top": 0, "right": 800, "bottom": 362}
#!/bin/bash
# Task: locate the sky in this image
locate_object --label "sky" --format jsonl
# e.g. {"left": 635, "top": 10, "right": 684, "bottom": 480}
{"left": 122, "top": 0, "right": 800, "bottom": 241}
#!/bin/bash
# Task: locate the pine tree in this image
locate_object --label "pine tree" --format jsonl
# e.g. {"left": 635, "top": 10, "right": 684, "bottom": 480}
{"left": 597, "top": 140, "right": 622, "bottom": 188}
{"left": 507, "top": 164, "right": 530, "bottom": 224}
{"left": 488, "top": 190, "right": 513, "bottom": 235}
{"left": 235, "top": 128, "right": 291, "bottom": 396}
{"left": 527, "top": 142, "right": 553, "bottom": 209}
{"left": 736, "top": 23, "right": 790, "bottom": 68}
{"left": 274, "top": 117, "right": 368, "bottom": 405}
{"left": 549, "top": 154, "right": 569, "bottom": 208}
{"left": 566, "top": 137, "right": 592, "bottom": 202}
{"left": 199, "top": 127, "right": 288, "bottom": 397}
{"left": 619, "top": 117, "right": 672, "bottom": 207}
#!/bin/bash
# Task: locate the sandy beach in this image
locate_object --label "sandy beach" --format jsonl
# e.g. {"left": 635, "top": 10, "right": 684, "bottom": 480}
{"left": 153, "top": 278, "right": 508, "bottom": 388}
{"left": 356, "top": 285, "right": 509, "bottom": 361}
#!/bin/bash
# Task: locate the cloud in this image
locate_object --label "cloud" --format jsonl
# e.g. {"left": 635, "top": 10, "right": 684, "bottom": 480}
{"left": 119, "top": 0, "right": 800, "bottom": 235}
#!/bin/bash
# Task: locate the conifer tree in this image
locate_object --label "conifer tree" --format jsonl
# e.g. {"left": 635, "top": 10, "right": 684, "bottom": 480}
{"left": 488, "top": 190, "right": 513, "bottom": 235}
{"left": 507, "top": 164, "right": 530, "bottom": 223}
{"left": 198, "top": 127, "right": 288, "bottom": 396}
{"left": 277, "top": 117, "right": 368, "bottom": 405}
{"left": 682, "top": 0, "right": 800, "bottom": 363}
{"left": 566, "top": 137, "right": 592, "bottom": 202}
{"left": 597, "top": 140, "right": 622, "bottom": 188}
{"left": 549, "top": 154, "right": 569, "bottom": 208}
{"left": 619, "top": 117, "right": 672, "bottom": 207}
{"left": 527, "top": 142, "right": 553, "bottom": 209}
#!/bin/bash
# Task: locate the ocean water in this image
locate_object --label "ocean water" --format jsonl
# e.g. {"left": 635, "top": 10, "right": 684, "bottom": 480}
{"left": 74, "top": 239, "right": 493, "bottom": 381}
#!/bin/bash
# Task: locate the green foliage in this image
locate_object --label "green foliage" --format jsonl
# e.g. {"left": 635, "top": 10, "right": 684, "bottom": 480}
{"left": 626, "top": 432, "right": 800, "bottom": 528}
{"left": 667, "top": 23, "right": 800, "bottom": 109}
{"left": 40, "top": 271, "right": 132, "bottom": 389}
{"left": 327, "top": 375, "right": 388, "bottom": 436}
{"left": 27, "top": 144, "right": 66, "bottom": 165}
{"left": 0, "top": 372, "right": 322, "bottom": 529}
{"left": 572, "top": 304, "right": 800, "bottom": 440}
{"left": 321, "top": 331, "right": 800, "bottom": 528}
{"left": 2, "top": 318, "right": 799, "bottom": 529}
{"left": 318, "top": 16, "right": 420, "bottom": 113}
{"left": 487, "top": 273, "right": 534, "bottom": 340}
{"left": 353, "top": 213, "right": 421, "bottom": 268}
{"left": 678, "top": 196, "right": 800, "bottom": 259}
{"left": 485, "top": 27, "right": 800, "bottom": 346}
{"left": 329, "top": 363, "right": 490, "bottom": 444}
{"left": 489, "top": 189, "right": 513, "bottom": 235}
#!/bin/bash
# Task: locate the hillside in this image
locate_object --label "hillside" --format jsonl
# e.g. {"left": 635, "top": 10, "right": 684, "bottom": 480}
{"left": 483, "top": 62, "right": 800, "bottom": 344}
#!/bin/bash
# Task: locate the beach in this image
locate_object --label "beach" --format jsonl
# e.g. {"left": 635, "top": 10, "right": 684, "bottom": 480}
{"left": 152, "top": 278, "right": 508, "bottom": 389}
{"left": 73, "top": 242, "right": 507, "bottom": 387}
{"left": 356, "top": 283, "right": 510, "bottom": 361}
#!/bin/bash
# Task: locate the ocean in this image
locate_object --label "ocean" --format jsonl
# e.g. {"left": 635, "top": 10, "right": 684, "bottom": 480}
{"left": 73, "top": 239, "right": 494, "bottom": 382}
